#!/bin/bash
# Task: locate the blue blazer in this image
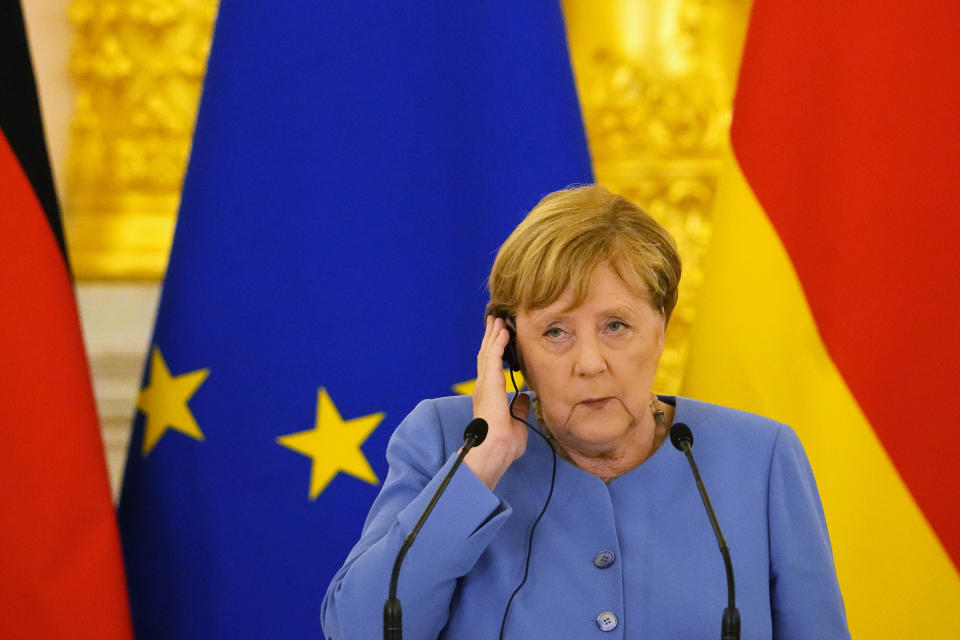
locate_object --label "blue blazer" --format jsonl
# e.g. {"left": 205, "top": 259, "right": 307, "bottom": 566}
{"left": 322, "top": 395, "right": 849, "bottom": 639}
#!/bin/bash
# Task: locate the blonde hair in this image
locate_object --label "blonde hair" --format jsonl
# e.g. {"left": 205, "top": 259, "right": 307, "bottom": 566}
{"left": 487, "top": 184, "right": 681, "bottom": 321}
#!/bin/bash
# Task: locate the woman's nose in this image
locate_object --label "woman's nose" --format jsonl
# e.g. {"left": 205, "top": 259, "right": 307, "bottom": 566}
{"left": 573, "top": 334, "right": 607, "bottom": 377}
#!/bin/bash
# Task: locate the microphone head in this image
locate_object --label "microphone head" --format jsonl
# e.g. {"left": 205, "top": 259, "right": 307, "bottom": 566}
{"left": 669, "top": 422, "right": 693, "bottom": 451}
{"left": 463, "top": 418, "right": 488, "bottom": 446}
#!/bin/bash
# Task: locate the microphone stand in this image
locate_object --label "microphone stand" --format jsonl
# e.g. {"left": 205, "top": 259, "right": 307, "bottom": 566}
{"left": 670, "top": 423, "right": 741, "bottom": 640}
{"left": 383, "top": 418, "right": 488, "bottom": 640}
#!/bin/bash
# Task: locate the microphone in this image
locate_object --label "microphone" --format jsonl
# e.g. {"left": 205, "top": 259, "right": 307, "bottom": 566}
{"left": 669, "top": 423, "right": 740, "bottom": 640}
{"left": 383, "top": 418, "right": 488, "bottom": 640}
{"left": 463, "top": 418, "right": 488, "bottom": 448}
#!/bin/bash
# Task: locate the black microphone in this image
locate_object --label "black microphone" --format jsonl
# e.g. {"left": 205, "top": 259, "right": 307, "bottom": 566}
{"left": 383, "top": 418, "right": 488, "bottom": 640}
{"left": 669, "top": 422, "right": 740, "bottom": 640}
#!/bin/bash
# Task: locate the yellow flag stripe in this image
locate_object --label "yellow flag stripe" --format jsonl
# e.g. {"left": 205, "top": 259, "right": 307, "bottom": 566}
{"left": 681, "top": 150, "right": 960, "bottom": 637}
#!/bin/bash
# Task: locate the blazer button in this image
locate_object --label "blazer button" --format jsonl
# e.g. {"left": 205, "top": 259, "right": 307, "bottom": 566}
{"left": 596, "top": 611, "right": 618, "bottom": 631}
{"left": 593, "top": 549, "right": 616, "bottom": 569}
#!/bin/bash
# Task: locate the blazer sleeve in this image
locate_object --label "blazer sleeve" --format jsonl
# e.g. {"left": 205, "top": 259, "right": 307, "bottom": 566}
{"left": 768, "top": 424, "right": 851, "bottom": 640}
{"left": 321, "top": 398, "right": 513, "bottom": 640}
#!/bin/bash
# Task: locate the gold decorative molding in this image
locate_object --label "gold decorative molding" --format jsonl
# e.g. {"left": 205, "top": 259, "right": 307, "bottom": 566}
{"left": 65, "top": 0, "right": 218, "bottom": 280}
{"left": 563, "top": 0, "right": 752, "bottom": 394}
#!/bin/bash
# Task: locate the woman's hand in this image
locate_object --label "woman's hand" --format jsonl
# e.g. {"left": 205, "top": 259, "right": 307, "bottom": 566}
{"left": 464, "top": 315, "right": 530, "bottom": 490}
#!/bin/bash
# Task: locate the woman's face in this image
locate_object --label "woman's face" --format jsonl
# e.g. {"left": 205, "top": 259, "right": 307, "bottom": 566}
{"left": 515, "top": 261, "right": 665, "bottom": 457}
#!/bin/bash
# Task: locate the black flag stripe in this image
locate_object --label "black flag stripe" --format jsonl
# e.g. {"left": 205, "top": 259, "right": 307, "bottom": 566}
{"left": 0, "top": 0, "right": 69, "bottom": 266}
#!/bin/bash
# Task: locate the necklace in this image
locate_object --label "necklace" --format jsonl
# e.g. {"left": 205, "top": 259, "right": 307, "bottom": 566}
{"left": 541, "top": 394, "right": 672, "bottom": 481}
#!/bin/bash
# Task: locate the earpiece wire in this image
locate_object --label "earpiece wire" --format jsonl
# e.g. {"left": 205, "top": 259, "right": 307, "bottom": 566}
{"left": 497, "top": 368, "right": 558, "bottom": 640}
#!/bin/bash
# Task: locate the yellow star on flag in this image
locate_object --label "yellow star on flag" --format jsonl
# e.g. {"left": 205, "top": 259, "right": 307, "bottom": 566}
{"left": 452, "top": 369, "right": 524, "bottom": 396}
{"left": 277, "top": 388, "right": 383, "bottom": 500}
{"left": 137, "top": 346, "right": 210, "bottom": 455}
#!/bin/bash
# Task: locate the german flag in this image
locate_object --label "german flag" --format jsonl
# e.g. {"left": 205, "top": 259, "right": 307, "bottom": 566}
{"left": 683, "top": 1, "right": 960, "bottom": 636}
{"left": 0, "top": 1, "right": 132, "bottom": 637}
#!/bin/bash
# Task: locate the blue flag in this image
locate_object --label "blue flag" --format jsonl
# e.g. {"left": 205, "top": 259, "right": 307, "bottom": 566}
{"left": 117, "top": 1, "right": 592, "bottom": 636}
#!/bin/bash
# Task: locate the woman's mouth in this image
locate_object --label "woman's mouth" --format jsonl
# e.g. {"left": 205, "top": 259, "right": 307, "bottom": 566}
{"left": 579, "top": 397, "right": 614, "bottom": 409}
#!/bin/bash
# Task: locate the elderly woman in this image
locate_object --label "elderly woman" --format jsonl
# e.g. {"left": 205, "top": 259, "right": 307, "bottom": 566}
{"left": 321, "top": 185, "right": 849, "bottom": 638}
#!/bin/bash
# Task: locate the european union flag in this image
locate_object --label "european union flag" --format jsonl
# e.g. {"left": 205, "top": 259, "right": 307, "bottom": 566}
{"left": 117, "top": 1, "right": 592, "bottom": 636}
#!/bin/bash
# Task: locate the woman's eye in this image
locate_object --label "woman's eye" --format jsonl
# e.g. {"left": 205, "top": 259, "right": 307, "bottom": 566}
{"left": 544, "top": 327, "right": 564, "bottom": 339}
{"left": 607, "top": 320, "right": 628, "bottom": 332}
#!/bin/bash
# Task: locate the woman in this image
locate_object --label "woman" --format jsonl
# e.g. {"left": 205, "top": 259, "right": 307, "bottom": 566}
{"left": 321, "top": 185, "right": 849, "bottom": 638}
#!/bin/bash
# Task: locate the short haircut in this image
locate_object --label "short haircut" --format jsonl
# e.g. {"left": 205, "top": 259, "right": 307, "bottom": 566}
{"left": 487, "top": 184, "right": 681, "bottom": 321}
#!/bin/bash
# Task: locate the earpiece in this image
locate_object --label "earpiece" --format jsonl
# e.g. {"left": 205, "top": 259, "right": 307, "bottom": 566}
{"left": 501, "top": 317, "right": 521, "bottom": 372}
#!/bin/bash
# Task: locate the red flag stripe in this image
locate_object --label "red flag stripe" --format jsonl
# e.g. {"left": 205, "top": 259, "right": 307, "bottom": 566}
{"left": 732, "top": 1, "right": 960, "bottom": 569}
{"left": 0, "top": 130, "right": 132, "bottom": 637}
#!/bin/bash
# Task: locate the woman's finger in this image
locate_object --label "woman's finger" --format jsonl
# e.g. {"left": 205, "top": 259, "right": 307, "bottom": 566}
{"left": 478, "top": 317, "right": 506, "bottom": 378}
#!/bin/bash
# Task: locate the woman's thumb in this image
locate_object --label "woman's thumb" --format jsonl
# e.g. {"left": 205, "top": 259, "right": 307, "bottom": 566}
{"left": 510, "top": 392, "right": 531, "bottom": 422}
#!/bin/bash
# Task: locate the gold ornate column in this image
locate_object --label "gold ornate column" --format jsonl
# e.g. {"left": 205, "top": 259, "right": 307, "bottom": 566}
{"left": 66, "top": 0, "right": 218, "bottom": 280}
{"left": 66, "top": 1, "right": 220, "bottom": 494}
{"left": 563, "top": 0, "right": 752, "bottom": 393}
